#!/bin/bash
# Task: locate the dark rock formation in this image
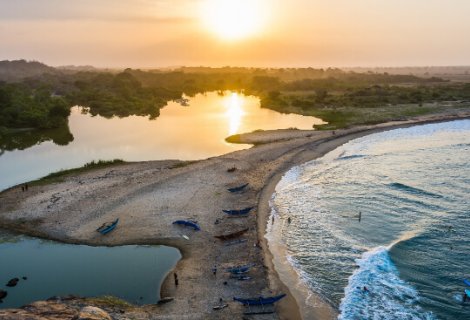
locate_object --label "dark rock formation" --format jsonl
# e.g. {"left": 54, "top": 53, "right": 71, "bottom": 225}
{"left": 6, "top": 278, "right": 19, "bottom": 287}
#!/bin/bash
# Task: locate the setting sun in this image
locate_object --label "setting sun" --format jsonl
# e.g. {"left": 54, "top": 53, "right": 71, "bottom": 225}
{"left": 201, "top": 0, "right": 268, "bottom": 41}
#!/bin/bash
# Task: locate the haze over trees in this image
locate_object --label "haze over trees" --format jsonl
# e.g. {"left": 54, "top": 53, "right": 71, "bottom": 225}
{"left": 1, "top": 60, "right": 470, "bottom": 136}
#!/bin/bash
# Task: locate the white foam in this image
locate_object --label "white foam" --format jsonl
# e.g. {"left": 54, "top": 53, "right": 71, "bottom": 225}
{"left": 338, "top": 247, "right": 434, "bottom": 320}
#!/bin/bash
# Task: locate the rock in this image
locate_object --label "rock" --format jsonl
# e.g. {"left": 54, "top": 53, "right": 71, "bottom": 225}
{"left": 22, "top": 276, "right": 28, "bottom": 280}
{"left": 74, "top": 306, "right": 112, "bottom": 320}
{"left": 6, "top": 278, "right": 19, "bottom": 287}
{"left": 0, "top": 290, "right": 7, "bottom": 300}
{"left": 0, "top": 301, "right": 79, "bottom": 319}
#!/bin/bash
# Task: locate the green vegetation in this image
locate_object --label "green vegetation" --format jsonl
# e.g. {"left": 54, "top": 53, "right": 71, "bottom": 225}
{"left": 32, "top": 159, "right": 125, "bottom": 185}
{"left": 86, "top": 295, "right": 133, "bottom": 309}
{"left": 0, "top": 82, "right": 70, "bottom": 129}
{"left": 2, "top": 60, "right": 470, "bottom": 135}
{"left": 261, "top": 81, "right": 470, "bottom": 129}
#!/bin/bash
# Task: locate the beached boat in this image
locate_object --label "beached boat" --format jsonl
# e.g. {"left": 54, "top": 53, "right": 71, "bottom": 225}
{"left": 214, "top": 228, "right": 249, "bottom": 240}
{"left": 222, "top": 207, "right": 254, "bottom": 215}
{"left": 97, "top": 218, "right": 119, "bottom": 235}
{"left": 226, "top": 263, "right": 254, "bottom": 274}
{"left": 227, "top": 183, "right": 249, "bottom": 193}
{"left": 172, "top": 220, "right": 201, "bottom": 231}
{"left": 233, "top": 294, "right": 286, "bottom": 306}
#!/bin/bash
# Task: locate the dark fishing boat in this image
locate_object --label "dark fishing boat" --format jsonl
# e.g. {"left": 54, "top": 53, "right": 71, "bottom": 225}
{"left": 97, "top": 218, "right": 119, "bottom": 235}
{"left": 227, "top": 183, "right": 249, "bottom": 193}
{"left": 233, "top": 294, "right": 286, "bottom": 306}
{"left": 172, "top": 220, "right": 201, "bottom": 231}
{"left": 227, "top": 263, "right": 254, "bottom": 274}
{"left": 222, "top": 207, "right": 254, "bottom": 215}
{"left": 214, "top": 228, "right": 249, "bottom": 240}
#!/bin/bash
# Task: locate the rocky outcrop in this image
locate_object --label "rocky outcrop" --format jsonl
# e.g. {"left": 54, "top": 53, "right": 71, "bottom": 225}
{"left": 6, "top": 278, "right": 19, "bottom": 287}
{"left": 0, "top": 301, "right": 112, "bottom": 320}
{"left": 74, "top": 306, "right": 112, "bottom": 320}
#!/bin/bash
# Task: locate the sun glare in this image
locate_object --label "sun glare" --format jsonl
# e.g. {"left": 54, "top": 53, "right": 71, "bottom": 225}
{"left": 224, "top": 92, "right": 245, "bottom": 135}
{"left": 201, "top": 0, "right": 268, "bottom": 41}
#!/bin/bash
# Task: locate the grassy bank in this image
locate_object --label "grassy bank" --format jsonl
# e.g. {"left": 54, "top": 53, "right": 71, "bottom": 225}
{"left": 31, "top": 159, "right": 125, "bottom": 185}
{"left": 261, "top": 91, "right": 470, "bottom": 130}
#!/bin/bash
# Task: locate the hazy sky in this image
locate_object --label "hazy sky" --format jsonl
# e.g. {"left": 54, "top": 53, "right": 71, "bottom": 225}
{"left": 1, "top": 0, "right": 470, "bottom": 68}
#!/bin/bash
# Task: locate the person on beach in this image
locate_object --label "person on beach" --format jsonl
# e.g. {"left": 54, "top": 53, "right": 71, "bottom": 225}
{"left": 287, "top": 217, "right": 292, "bottom": 224}
{"left": 358, "top": 212, "right": 362, "bottom": 222}
{"left": 174, "top": 273, "right": 179, "bottom": 286}
{"left": 212, "top": 265, "right": 217, "bottom": 275}
{"left": 464, "top": 292, "right": 468, "bottom": 303}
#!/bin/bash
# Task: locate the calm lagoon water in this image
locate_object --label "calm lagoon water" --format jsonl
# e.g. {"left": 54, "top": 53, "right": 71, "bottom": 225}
{"left": 269, "top": 120, "right": 470, "bottom": 320}
{"left": 0, "top": 231, "right": 181, "bottom": 308}
{"left": 0, "top": 91, "right": 323, "bottom": 191}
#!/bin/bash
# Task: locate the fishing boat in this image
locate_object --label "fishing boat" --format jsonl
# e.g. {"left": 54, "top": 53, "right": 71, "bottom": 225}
{"left": 233, "top": 294, "right": 286, "bottom": 306}
{"left": 97, "top": 218, "right": 119, "bottom": 235}
{"left": 464, "top": 279, "right": 470, "bottom": 287}
{"left": 214, "top": 228, "right": 249, "bottom": 240}
{"left": 226, "top": 263, "right": 254, "bottom": 274}
{"left": 222, "top": 207, "right": 254, "bottom": 216}
{"left": 227, "top": 183, "right": 249, "bottom": 193}
{"left": 172, "top": 220, "right": 201, "bottom": 231}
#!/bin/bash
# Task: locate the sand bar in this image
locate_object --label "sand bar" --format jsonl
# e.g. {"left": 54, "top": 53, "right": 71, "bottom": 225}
{"left": 1, "top": 111, "right": 470, "bottom": 319}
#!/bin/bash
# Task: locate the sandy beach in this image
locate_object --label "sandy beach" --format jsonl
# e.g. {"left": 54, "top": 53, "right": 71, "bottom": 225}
{"left": 1, "top": 111, "right": 470, "bottom": 320}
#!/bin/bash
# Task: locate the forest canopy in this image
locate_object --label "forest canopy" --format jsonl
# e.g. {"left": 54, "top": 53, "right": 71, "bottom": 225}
{"left": 1, "top": 60, "right": 470, "bottom": 133}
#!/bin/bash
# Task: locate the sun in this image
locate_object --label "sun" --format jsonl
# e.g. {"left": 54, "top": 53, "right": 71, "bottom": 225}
{"left": 201, "top": 0, "right": 268, "bottom": 41}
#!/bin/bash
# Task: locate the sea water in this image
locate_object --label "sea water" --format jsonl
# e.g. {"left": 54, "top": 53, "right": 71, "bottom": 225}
{"left": 269, "top": 120, "right": 470, "bottom": 319}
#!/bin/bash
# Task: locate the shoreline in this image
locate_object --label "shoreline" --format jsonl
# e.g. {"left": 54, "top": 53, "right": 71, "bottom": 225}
{"left": 1, "top": 112, "right": 470, "bottom": 319}
{"left": 251, "top": 112, "right": 470, "bottom": 319}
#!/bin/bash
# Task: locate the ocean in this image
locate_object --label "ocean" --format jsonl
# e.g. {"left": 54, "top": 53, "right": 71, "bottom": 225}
{"left": 268, "top": 120, "right": 470, "bottom": 319}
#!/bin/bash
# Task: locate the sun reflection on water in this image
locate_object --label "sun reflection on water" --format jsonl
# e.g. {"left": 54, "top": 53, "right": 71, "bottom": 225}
{"left": 224, "top": 92, "right": 246, "bottom": 135}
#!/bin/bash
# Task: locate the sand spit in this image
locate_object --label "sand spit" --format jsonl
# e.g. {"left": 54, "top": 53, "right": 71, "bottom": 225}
{"left": 1, "top": 111, "right": 470, "bottom": 320}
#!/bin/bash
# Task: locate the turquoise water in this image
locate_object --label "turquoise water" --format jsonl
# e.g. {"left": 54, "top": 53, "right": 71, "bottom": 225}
{"left": 0, "top": 232, "right": 181, "bottom": 308}
{"left": 270, "top": 120, "right": 470, "bottom": 319}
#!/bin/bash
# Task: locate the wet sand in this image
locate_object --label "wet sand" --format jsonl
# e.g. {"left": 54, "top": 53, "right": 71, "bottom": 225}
{"left": 1, "top": 111, "right": 469, "bottom": 319}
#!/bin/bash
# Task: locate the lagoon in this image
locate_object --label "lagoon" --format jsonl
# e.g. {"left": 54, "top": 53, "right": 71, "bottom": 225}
{"left": 0, "top": 231, "right": 181, "bottom": 309}
{"left": 0, "top": 91, "right": 323, "bottom": 191}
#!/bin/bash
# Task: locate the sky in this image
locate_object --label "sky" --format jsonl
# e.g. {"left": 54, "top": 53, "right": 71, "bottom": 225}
{"left": 1, "top": 0, "right": 470, "bottom": 68}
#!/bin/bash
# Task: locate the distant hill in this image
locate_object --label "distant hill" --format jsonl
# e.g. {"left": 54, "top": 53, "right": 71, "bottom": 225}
{"left": 57, "top": 65, "right": 98, "bottom": 72}
{"left": 0, "top": 59, "right": 58, "bottom": 82}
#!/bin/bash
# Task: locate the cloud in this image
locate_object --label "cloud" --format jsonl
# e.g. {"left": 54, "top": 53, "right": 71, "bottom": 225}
{"left": 0, "top": 0, "right": 197, "bottom": 23}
